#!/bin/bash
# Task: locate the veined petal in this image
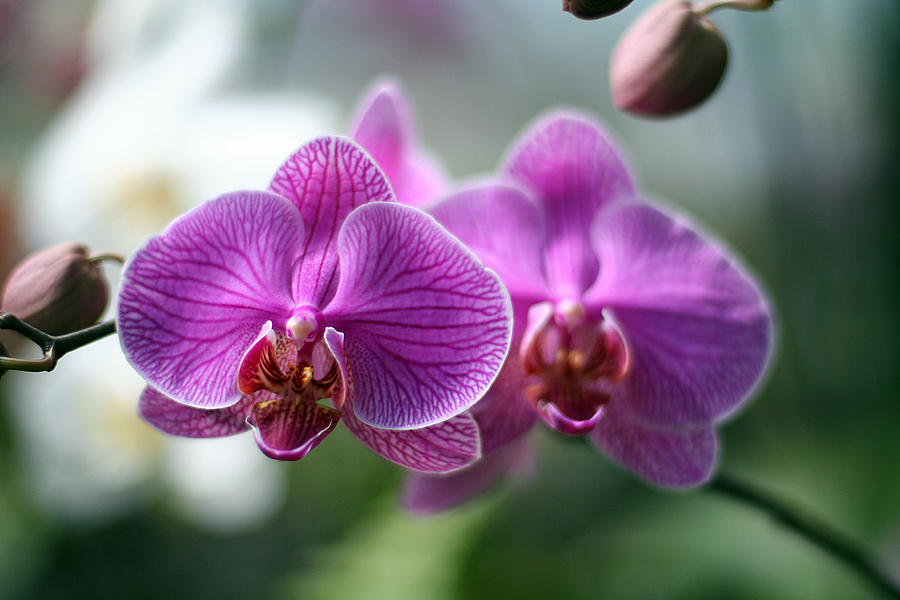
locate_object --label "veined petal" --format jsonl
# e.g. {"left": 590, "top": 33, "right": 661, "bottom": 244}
{"left": 586, "top": 203, "right": 774, "bottom": 426}
{"left": 118, "top": 191, "right": 302, "bottom": 409}
{"left": 248, "top": 398, "right": 340, "bottom": 461}
{"left": 430, "top": 183, "right": 549, "bottom": 302}
{"left": 401, "top": 439, "right": 533, "bottom": 514}
{"left": 351, "top": 78, "right": 446, "bottom": 208}
{"left": 269, "top": 136, "right": 393, "bottom": 307}
{"left": 139, "top": 386, "right": 254, "bottom": 438}
{"left": 589, "top": 403, "right": 718, "bottom": 488}
{"left": 503, "top": 112, "right": 636, "bottom": 298}
{"left": 324, "top": 202, "right": 512, "bottom": 429}
{"left": 343, "top": 407, "right": 481, "bottom": 473}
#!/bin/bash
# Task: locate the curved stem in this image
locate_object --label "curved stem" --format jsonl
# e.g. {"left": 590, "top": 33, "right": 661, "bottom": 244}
{"left": 708, "top": 473, "right": 900, "bottom": 599}
{"left": 86, "top": 252, "right": 126, "bottom": 266}
{"left": 0, "top": 312, "right": 117, "bottom": 375}
{"left": 694, "top": 0, "right": 775, "bottom": 17}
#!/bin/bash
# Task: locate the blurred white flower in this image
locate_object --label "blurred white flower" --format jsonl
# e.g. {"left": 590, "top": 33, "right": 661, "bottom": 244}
{"left": 10, "top": 0, "right": 339, "bottom": 530}
{"left": 22, "top": 0, "right": 339, "bottom": 252}
{"left": 7, "top": 336, "right": 288, "bottom": 531}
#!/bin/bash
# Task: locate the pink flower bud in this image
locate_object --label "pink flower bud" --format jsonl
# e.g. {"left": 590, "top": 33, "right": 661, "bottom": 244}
{"left": 562, "top": 0, "right": 635, "bottom": 19}
{"left": 610, "top": 0, "right": 728, "bottom": 117}
{"left": 1, "top": 242, "right": 109, "bottom": 335}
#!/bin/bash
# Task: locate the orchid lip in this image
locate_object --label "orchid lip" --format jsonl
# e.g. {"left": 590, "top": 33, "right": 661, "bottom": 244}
{"left": 520, "top": 300, "right": 630, "bottom": 436}
{"left": 537, "top": 399, "right": 606, "bottom": 435}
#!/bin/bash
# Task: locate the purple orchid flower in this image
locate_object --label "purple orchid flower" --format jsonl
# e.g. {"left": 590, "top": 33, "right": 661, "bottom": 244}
{"left": 350, "top": 78, "right": 447, "bottom": 209}
{"left": 403, "top": 112, "right": 773, "bottom": 511}
{"left": 117, "top": 136, "right": 512, "bottom": 473}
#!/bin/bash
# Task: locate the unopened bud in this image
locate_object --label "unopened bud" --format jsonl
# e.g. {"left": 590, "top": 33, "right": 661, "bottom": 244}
{"left": 1, "top": 242, "right": 109, "bottom": 335}
{"left": 563, "top": 0, "right": 634, "bottom": 19}
{"left": 610, "top": 0, "right": 728, "bottom": 117}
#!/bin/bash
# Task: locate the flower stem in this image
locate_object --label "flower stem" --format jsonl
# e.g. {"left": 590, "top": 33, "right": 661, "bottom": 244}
{"left": 694, "top": 0, "right": 775, "bottom": 17}
{"left": 86, "top": 252, "right": 126, "bottom": 265}
{"left": 708, "top": 473, "right": 900, "bottom": 599}
{"left": 0, "top": 312, "right": 117, "bottom": 376}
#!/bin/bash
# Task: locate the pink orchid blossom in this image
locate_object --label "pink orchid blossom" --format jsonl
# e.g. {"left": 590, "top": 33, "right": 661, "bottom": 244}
{"left": 404, "top": 112, "right": 773, "bottom": 511}
{"left": 118, "top": 136, "right": 512, "bottom": 473}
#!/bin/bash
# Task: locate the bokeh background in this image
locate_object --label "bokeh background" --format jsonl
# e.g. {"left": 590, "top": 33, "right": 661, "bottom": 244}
{"left": 1, "top": 1, "right": 898, "bottom": 598}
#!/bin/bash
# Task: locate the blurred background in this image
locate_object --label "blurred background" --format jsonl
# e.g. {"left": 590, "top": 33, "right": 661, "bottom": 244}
{"left": 0, "top": 0, "right": 898, "bottom": 598}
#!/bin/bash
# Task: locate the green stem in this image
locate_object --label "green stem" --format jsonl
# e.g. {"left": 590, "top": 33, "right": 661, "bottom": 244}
{"left": 694, "top": 0, "right": 775, "bottom": 17}
{"left": 0, "top": 312, "right": 117, "bottom": 375}
{"left": 708, "top": 473, "right": 900, "bottom": 599}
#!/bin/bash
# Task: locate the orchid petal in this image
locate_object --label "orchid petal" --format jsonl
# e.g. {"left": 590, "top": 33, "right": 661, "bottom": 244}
{"left": 248, "top": 398, "right": 340, "bottom": 461}
{"left": 469, "top": 355, "right": 537, "bottom": 453}
{"left": 139, "top": 386, "right": 253, "bottom": 438}
{"left": 586, "top": 203, "right": 773, "bottom": 426}
{"left": 430, "top": 183, "right": 549, "bottom": 302}
{"left": 343, "top": 407, "right": 481, "bottom": 473}
{"left": 396, "top": 154, "right": 448, "bottom": 209}
{"left": 269, "top": 136, "right": 393, "bottom": 307}
{"left": 325, "top": 202, "right": 512, "bottom": 429}
{"left": 328, "top": 326, "right": 480, "bottom": 473}
{"left": 589, "top": 403, "right": 718, "bottom": 488}
{"left": 118, "top": 191, "right": 302, "bottom": 408}
{"left": 401, "top": 439, "right": 533, "bottom": 514}
{"left": 503, "top": 112, "right": 636, "bottom": 298}
{"left": 351, "top": 79, "right": 446, "bottom": 207}
{"left": 350, "top": 79, "right": 413, "bottom": 182}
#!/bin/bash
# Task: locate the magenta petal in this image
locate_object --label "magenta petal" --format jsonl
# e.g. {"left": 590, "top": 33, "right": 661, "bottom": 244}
{"left": 328, "top": 321, "right": 480, "bottom": 470}
{"left": 269, "top": 136, "right": 393, "bottom": 307}
{"left": 401, "top": 439, "right": 533, "bottom": 514}
{"left": 469, "top": 355, "right": 538, "bottom": 453}
{"left": 118, "top": 191, "right": 302, "bottom": 408}
{"left": 351, "top": 79, "right": 446, "bottom": 208}
{"left": 586, "top": 203, "right": 774, "bottom": 427}
{"left": 503, "top": 112, "right": 636, "bottom": 298}
{"left": 430, "top": 183, "right": 549, "bottom": 302}
{"left": 324, "top": 202, "right": 512, "bottom": 429}
{"left": 343, "top": 407, "right": 481, "bottom": 473}
{"left": 139, "top": 386, "right": 253, "bottom": 438}
{"left": 396, "top": 154, "right": 448, "bottom": 209}
{"left": 248, "top": 398, "right": 340, "bottom": 461}
{"left": 589, "top": 403, "right": 718, "bottom": 488}
{"left": 351, "top": 79, "right": 412, "bottom": 181}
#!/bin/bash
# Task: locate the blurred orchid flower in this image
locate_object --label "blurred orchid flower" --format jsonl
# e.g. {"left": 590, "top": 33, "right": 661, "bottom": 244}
{"left": 404, "top": 111, "right": 773, "bottom": 512}
{"left": 350, "top": 78, "right": 448, "bottom": 208}
{"left": 120, "top": 137, "right": 512, "bottom": 472}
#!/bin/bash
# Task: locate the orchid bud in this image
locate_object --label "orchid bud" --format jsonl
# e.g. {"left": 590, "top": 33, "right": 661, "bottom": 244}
{"left": 1, "top": 242, "right": 109, "bottom": 335}
{"left": 610, "top": 0, "right": 728, "bottom": 117}
{"left": 563, "top": 0, "right": 635, "bottom": 19}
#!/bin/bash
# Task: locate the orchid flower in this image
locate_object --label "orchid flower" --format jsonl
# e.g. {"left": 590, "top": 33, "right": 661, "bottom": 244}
{"left": 350, "top": 78, "right": 448, "bottom": 208}
{"left": 404, "top": 112, "right": 773, "bottom": 512}
{"left": 118, "top": 136, "right": 512, "bottom": 473}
